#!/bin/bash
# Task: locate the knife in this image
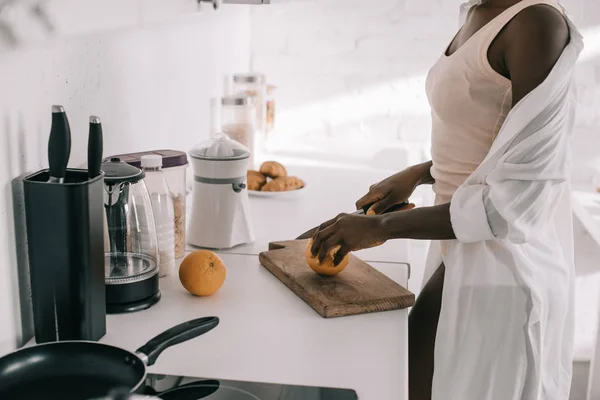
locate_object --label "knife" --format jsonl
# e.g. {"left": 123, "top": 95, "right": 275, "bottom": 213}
{"left": 295, "top": 201, "right": 413, "bottom": 240}
{"left": 87, "top": 116, "right": 103, "bottom": 179}
{"left": 47, "top": 105, "right": 71, "bottom": 183}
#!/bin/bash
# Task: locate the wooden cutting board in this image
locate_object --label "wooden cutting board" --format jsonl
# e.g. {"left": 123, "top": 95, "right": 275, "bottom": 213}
{"left": 259, "top": 240, "right": 415, "bottom": 318}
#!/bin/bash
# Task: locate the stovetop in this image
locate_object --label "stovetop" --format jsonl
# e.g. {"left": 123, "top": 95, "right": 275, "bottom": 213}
{"left": 142, "top": 373, "right": 358, "bottom": 400}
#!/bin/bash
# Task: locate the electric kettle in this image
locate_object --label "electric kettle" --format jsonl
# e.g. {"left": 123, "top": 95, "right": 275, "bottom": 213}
{"left": 102, "top": 158, "right": 161, "bottom": 313}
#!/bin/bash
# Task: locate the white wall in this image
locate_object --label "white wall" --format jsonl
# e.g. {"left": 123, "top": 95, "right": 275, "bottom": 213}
{"left": 250, "top": 0, "right": 600, "bottom": 181}
{"left": 0, "top": 2, "right": 251, "bottom": 355}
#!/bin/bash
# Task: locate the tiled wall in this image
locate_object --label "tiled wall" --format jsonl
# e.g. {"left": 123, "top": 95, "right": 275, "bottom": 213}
{"left": 251, "top": 0, "right": 600, "bottom": 181}
{"left": 0, "top": 1, "right": 251, "bottom": 355}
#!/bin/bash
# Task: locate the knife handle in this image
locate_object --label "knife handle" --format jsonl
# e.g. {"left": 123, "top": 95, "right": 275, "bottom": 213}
{"left": 88, "top": 116, "right": 103, "bottom": 179}
{"left": 360, "top": 201, "right": 409, "bottom": 215}
{"left": 48, "top": 105, "right": 71, "bottom": 183}
{"left": 384, "top": 202, "right": 411, "bottom": 213}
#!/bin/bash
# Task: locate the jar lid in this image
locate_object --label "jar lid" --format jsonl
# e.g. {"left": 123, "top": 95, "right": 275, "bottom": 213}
{"left": 233, "top": 73, "right": 266, "bottom": 84}
{"left": 105, "top": 150, "right": 189, "bottom": 169}
{"left": 141, "top": 154, "right": 162, "bottom": 169}
{"left": 101, "top": 158, "right": 145, "bottom": 184}
{"left": 222, "top": 94, "right": 254, "bottom": 106}
{"left": 189, "top": 132, "right": 250, "bottom": 161}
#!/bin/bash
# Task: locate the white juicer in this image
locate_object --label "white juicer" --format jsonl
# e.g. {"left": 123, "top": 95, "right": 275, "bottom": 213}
{"left": 187, "top": 132, "right": 254, "bottom": 249}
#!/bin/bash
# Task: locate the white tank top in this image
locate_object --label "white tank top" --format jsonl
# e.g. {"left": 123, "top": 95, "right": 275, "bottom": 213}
{"left": 426, "top": 0, "right": 564, "bottom": 205}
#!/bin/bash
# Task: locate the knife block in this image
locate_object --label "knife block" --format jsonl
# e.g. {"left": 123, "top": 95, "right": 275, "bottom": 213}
{"left": 23, "top": 169, "right": 106, "bottom": 343}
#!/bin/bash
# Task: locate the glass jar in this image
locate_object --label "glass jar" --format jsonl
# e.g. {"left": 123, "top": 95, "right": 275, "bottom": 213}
{"left": 221, "top": 94, "right": 257, "bottom": 169}
{"left": 162, "top": 163, "right": 188, "bottom": 259}
{"left": 233, "top": 73, "right": 266, "bottom": 136}
{"left": 106, "top": 150, "right": 189, "bottom": 259}
{"left": 265, "top": 84, "right": 276, "bottom": 138}
{"left": 141, "top": 155, "right": 175, "bottom": 278}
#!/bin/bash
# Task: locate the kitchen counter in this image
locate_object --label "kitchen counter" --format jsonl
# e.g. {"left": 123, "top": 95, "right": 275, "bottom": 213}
{"left": 171, "top": 162, "right": 411, "bottom": 398}
{"left": 24, "top": 257, "right": 410, "bottom": 400}
{"left": 572, "top": 187, "right": 600, "bottom": 248}
{"left": 94, "top": 254, "right": 409, "bottom": 400}
{"left": 24, "top": 162, "right": 412, "bottom": 399}
{"left": 572, "top": 186, "right": 600, "bottom": 400}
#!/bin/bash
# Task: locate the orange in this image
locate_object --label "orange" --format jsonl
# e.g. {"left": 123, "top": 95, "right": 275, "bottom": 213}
{"left": 179, "top": 250, "right": 226, "bottom": 296}
{"left": 305, "top": 239, "right": 349, "bottom": 276}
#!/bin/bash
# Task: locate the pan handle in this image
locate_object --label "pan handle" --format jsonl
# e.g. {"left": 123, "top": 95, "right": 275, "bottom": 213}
{"left": 136, "top": 317, "right": 219, "bottom": 366}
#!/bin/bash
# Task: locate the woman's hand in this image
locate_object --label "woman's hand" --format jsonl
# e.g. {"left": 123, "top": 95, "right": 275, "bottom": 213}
{"left": 356, "top": 161, "right": 433, "bottom": 215}
{"left": 310, "top": 213, "right": 388, "bottom": 266}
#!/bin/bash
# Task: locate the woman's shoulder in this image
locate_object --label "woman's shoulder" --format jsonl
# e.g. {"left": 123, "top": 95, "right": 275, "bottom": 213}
{"left": 507, "top": 3, "right": 569, "bottom": 48}
{"left": 499, "top": 3, "right": 570, "bottom": 104}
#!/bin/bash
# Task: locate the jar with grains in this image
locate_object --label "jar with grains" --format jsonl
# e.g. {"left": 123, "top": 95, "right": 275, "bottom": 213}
{"left": 233, "top": 74, "right": 266, "bottom": 146}
{"left": 141, "top": 155, "right": 175, "bottom": 277}
{"left": 265, "top": 84, "right": 276, "bottom": 138}
{"left": 106, "top": 150, "right": 189, "bottom": 259}
{"left": 221, "top": 94, "right": 257, "bottom": 169}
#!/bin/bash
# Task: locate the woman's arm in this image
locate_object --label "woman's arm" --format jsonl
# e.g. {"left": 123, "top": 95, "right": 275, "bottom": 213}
{"left": 354, "top": 160, "right": 434, "bottom": 215}
{"left": 502, "top": 5, "right": 569, "bottom": 106}
{"left": 414, "top": 160, "right": 435, "bottom": 186}
{"left": 380, "top": 203, "right": 455, "bottom": 241}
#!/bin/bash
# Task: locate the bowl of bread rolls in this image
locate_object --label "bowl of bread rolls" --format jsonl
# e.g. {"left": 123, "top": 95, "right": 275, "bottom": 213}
{"left": 247, "top": 161, "right": 305, "bottom": 197}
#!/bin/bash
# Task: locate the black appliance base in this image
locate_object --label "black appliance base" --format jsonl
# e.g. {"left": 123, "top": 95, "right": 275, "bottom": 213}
{"left": 106, "top": 291, "right": 161, "bottom": 314}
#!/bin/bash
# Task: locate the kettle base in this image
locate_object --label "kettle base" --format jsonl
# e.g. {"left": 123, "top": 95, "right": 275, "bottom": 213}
{"left": 106, "top": 291, "right": 161, "bottom": 314}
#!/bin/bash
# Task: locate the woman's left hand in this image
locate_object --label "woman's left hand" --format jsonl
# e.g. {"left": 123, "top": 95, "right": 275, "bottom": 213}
{"left": 311, "top": 213, "right": 388, "bottom": 266}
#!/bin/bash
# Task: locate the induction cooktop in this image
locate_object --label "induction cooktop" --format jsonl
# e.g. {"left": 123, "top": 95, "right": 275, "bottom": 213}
{"left": 142, "top": 373, "right": 358, "bottom": 400}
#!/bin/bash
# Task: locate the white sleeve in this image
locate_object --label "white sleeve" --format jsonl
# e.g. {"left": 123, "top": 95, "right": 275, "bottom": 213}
{"left": 450, "top": 126, "right": 570, "bottom": 244}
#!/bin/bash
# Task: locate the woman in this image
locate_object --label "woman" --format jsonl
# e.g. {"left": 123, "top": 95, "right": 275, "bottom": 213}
{"left": 310, "top": 0, "right": 584, "bottom": 399}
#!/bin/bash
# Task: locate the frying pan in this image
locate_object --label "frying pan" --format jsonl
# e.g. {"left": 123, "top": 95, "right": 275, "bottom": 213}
{"left": 0, "top": 316, "right": 219, "bottom": 400}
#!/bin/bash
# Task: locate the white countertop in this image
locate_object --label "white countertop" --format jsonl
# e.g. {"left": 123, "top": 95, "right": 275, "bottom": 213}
{"left": 103, "top": 253, "right": 409, "bottom": 400}
{"left": 25, "top": 162, "right": 412, "bottom": 400}
{"left": 572, "top": 185, "right": 600, "bottom": 247}
{"left": 571, "top": 185, "right": 600, "bottom": 400}
{"left": 165, "top": 162, "right": 414, "bottom": 399}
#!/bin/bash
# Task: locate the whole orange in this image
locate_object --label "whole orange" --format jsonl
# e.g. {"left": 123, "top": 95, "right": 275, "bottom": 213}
{"left": 305, "top": 239, "right": 349, "bottom": 276}
{"left": 179, "top": 250, "right": 226, "bottom": 296}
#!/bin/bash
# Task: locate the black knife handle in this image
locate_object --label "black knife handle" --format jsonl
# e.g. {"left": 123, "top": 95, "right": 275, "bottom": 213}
{"left": 48, "top": 105, "right": 71, "bottom": 183}
{"left": 384, "top": 202, "right": 410, "bottom": 213}
{"left": 88, "top": 116, "right": 103, "bottom": 179}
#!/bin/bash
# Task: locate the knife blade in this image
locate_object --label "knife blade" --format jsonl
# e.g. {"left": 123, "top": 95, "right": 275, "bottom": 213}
{"left": 47, "top": 105, "right": 71, "bottom": 183}
{"left": 295, "top": 201, "right": 411, "bottom": 240}
{"left": 87, "top": 116, "right": 103, "bottom": 179}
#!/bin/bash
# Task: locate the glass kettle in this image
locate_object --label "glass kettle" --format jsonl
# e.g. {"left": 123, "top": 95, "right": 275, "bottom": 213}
{"left": 101, "top": 158, "right": 160, "bottom": 312}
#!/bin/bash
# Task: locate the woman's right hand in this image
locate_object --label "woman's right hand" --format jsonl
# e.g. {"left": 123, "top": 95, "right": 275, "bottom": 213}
{"left": 356, "top": 161, "right": 433, "bottom": 215}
